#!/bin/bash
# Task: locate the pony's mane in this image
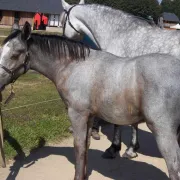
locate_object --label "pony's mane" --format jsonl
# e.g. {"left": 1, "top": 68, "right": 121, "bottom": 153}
{"left": 87, "top": 4, "right": 155, "bottom": 27}
{"left": 3, "top": 30, "right": 90, "bottom": 62}
{"left": 29, "top": 33, "right": 90, "bottom": 61}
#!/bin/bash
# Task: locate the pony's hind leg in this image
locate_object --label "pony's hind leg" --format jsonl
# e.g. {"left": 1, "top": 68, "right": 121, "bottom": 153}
{"left": 102, "top": 124, "right": 140, "bottom": 159}
{"left": 68, "top": 107, "right": 90, "bottom": 180}
{"left": 122, "top": 123, "right": 140, "bottom": 159}
{"left": 102, "top": 124, "right": 122, "bottom": 159}
{"left": 147, "top": 122, "right": 180, "bottom": 180}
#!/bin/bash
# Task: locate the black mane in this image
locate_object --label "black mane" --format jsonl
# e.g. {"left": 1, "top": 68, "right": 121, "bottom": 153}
{"left": 3, "top": 30, "right": 90, "bottom": 61}
{"left": 29, "top": 33, "right": 90, "bottom": 61}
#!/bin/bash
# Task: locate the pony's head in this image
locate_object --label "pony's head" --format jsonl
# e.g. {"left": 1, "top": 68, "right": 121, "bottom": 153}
{"left": 0, "top": 22, "right": 31, "bottom": 90}
{"left": 60, "top": 0, "right": 100, "bottom": 49}
{"left": 60, "top": 0, "right": 85, "bottom": 40}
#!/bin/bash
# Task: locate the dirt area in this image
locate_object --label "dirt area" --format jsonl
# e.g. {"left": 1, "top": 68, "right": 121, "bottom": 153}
{"left": 0, "top": 123, "right": 169, "bottom": 180}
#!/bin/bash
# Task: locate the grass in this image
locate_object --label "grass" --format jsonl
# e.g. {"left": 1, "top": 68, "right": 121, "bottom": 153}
{"left": 0, "top": 28, "right": 11, "bottom": 37}
{"left": 1, "top": 72, "right": 70, "bottom": 160}
{"left": 33, "top": 30, "right": 62, "bottom": 36}
{"left": 0, "top": 27, "right": 68, "bottom": 160}
{"left": 0, "top": 37, "right": 4, "bottom": 45}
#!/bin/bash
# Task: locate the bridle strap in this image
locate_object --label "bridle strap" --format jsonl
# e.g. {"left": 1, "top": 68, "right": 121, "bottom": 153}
{"left": 0, "top": 65, "right": 12, "bottom": 75}
{"left": 63, "top": 5, "right": 82, "bottom": 36}
{"left": 0, "top": 52, "right": 30, "bottom": 83}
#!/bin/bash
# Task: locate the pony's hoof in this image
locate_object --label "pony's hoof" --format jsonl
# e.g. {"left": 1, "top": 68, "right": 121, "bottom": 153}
{"left": 91, "top": 131, "right": 100, "bottom": 140}
{"left": 101, "top": 148, "right": 118, "bottom": 159}
{"left": 122, "top": 150, "right": 138, "bottom": 159}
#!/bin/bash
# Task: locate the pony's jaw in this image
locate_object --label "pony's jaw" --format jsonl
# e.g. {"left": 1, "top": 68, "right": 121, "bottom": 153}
{"left": 0, "top": 42, "right": 10, "bottom": 66}
{"left": 64, "top": 25, "right": 81, "bottom": 40}
{"left": 0, "top": 42, "right": 11, "bottom": 89}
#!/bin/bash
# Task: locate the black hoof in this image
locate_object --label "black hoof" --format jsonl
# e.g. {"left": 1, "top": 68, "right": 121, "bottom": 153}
{"left": 134, "top": 142, "right": 140, "bottom": 151}
{"left": 101, "top": 147, "right": 118, "bottom": 159}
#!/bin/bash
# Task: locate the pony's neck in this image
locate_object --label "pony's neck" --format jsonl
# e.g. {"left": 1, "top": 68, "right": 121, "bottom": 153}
{"left": 74, "top": 5, "right": 127, "bottom": 49}
{"left": 27, "top": 35, "right": 89, "bottom": 84}
{"left": 74, "top": 5, "right": 152, "bottom": 51}
{"left": 29, "top": 45, "right": 61, "bottom": 83}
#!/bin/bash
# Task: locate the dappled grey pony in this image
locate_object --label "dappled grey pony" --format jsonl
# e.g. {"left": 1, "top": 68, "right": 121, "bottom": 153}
{"left": 60, "top": 0, "right": 180, "bottom": 159}
{"left": 0, "top": 22, "right": 180, "bottom": 180}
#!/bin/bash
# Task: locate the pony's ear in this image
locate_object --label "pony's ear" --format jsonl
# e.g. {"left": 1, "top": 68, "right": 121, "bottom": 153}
{"left": 62, "top": 0, "right": 71, "bottom": 10}
{"left": 21, "top": 21, "right": 31, "bottom": 41}
{"left": 79, "top": 0, "right": 85, "bottom": 4}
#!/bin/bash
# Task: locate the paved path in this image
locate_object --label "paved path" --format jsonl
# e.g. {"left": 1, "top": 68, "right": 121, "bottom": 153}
{"left": 0, "top": 123, "right": 169, "bottom": 180}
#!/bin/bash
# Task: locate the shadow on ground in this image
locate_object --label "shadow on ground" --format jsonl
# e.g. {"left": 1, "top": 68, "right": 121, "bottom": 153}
{"left": 4, "top": 128, "right": 168, "bottom": 180}
{"left": 4, "top": 130, "right": 45, "bottom": 180}
{"left": 100, "top": 122, "right": 162, "bottom": 158}
{"left": 6, "top": 146, "right": 169, "bottom": 180}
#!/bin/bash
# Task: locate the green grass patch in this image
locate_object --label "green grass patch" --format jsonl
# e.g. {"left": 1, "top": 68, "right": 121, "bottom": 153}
{"left": 2, "top": 72, "right": 70, "bottom": 160}
{"left": 0, "top": 37, "right": 5, "bottom": 46}
{"left": 0, "top": 28, "right": 11, "bottom": 37}
{"left": 0, "top": 27, "right": 62, "bottom": 36}
{"left": 33, "top": 30, "right": 62, "bottom": 36}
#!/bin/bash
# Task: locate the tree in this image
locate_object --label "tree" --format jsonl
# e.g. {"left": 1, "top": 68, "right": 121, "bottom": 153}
{"left": 161, "top": 0, "right": 180, "bottom": 18}
{"left": 66, "top": 0, "right": 161, "bottom": 22}
{"left": 118, "top": 0, "right": 161, "bottom": 22}
{"left": 161, "top": 0, "right": 174, "bottom": 12}
{"left": 172, "top": 0, "right": 180, "bottom": 18}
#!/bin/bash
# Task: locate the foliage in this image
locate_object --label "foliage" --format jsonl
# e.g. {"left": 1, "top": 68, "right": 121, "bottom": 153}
{"left": 171, "top": 0, "right": 180, "bottom": 18}
{"left": 161, "top": 0, "right": 174, "bottom": 12}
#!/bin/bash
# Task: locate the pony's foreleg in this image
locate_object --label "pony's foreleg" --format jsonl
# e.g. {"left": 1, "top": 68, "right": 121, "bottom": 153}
{"left": 122, "top": 123, "right": 140, "bottom": 159}
{"left": 102, "top": 124, "right": 122, "bottom": 159}
{"left": 84, "top": 117, "right": 93, "bottom": 179}
{"left": 147, "top": 122, "right": 180, "bottom": 180}
{"left": 68, "top": 107, "right": 89, "bottom": 180}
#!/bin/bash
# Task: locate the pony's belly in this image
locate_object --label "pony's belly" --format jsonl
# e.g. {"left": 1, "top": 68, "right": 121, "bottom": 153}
{"left": 97, "top": 105, "right": 142, "bottom": 125}
{"left": 100, "top": 114, "right": 142, "bottom": 125}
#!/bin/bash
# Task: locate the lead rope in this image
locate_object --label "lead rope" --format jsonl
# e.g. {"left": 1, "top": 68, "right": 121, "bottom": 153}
{"left": 0, "top": 92, "right": 6, "bottom": 168}
{"left": 4, "top": 84, "right": 15, "bottom": 105}
{"left": 0, "top": 84, "right": 15, "bottom": 168}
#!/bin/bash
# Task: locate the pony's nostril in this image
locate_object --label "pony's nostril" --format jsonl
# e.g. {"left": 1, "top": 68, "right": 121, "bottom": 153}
{"left": 0, "top": 84, "right": 5, "bottom": 91}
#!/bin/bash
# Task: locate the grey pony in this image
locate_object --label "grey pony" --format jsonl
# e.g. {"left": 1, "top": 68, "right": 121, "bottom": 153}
{"left": 0, "top": 22, "right": 179, "bottom": 180}
{"left": 60, "top": 0, "right": 180, "bottom": 159}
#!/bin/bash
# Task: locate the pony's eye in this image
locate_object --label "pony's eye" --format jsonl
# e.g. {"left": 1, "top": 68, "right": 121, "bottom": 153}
{"left": 11, "top": 54, "right": 20, "bottom": 59}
